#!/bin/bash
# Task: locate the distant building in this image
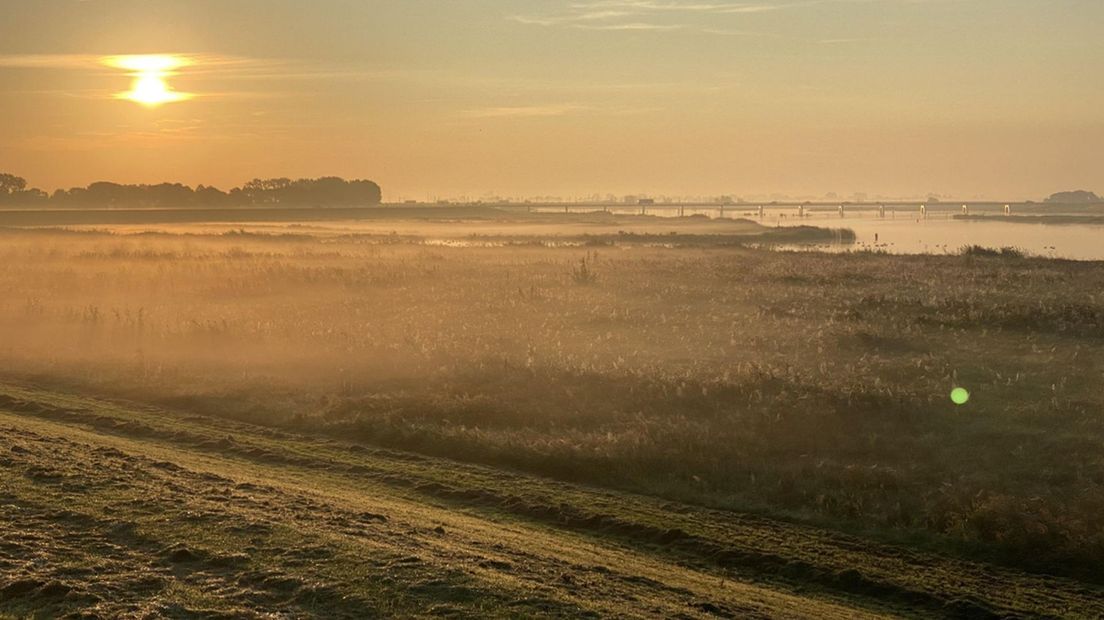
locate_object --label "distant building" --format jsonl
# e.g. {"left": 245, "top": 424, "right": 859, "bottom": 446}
{"left": 638, "top": 198, "right": 655, "bottom": 206}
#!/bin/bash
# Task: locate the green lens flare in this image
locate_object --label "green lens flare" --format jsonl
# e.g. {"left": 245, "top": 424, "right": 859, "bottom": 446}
{"left": 950, "top": 387, "right": 970, "bottom": 405}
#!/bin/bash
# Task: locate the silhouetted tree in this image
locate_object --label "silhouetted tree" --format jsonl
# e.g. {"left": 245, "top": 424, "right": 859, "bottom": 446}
{"left": 0, "top": 173, "right": 381, "bottom": 207}
{"left": 1045, "top": 190, "right": 1101, "bottom": 204}
{"left": 238, "top": 177, "right": 381, "bottom": 206}
{"left": 0, "top": 173, "right": 50, "bottom": 205}
{"left": 196, "top": 185, "right": 232, "bottom": 205}
{"left": 0, "top": 173, "right": 27, "bottom": 196}
{"left": 12, "top": 188, "right": 48, "bottom": 204}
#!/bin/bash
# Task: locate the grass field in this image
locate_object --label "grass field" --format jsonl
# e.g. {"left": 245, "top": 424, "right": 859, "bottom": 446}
{"left": 1, "top": 211, "right": 1102, "bottom": 616}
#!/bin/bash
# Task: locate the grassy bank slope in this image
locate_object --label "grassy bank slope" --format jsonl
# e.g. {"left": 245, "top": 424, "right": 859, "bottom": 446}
{"left": 3, "top": 384, "right": 1102, "bottom": 618}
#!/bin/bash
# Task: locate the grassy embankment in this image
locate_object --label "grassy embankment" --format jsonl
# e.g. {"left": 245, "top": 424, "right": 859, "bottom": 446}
{"left": 3, "top": 383, "right": 1102, "bottom": 618}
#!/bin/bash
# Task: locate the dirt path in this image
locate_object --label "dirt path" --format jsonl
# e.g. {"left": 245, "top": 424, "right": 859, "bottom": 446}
{"left": 1, "top": 384, "right": 1101, "bottom": 618}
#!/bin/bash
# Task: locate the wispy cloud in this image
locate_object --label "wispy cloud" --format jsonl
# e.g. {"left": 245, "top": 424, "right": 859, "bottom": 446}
{"left": 818, "top": 37, "right": 869, "bottom": 44}
{"left": 575, "top": 22, "right": 686, "bottom": 31}
{"left": 459, "top": 102, "right": 670, "bottom": 120}
{"left": 508, "top": 0, "right": 789, "bottom": 35}
{"left": 0, "top": 53, "right": 404, "bottom": 103}
{"left": 0, "top": 54, "right": 103, "bottom": 69}
{"left": 576, "top": 1, "right": 785, "bottom": 13}
{"left": 509, "top": 0, "right": 911, "bottom": 35}
{"left": 0, "top": 53, "right": 383, "bottom": 81}
{"left": 461, "top": 104, "right": 591, "bottom": 118}
{"left": 0, "top": 53, "right": 264, "bottom": 71}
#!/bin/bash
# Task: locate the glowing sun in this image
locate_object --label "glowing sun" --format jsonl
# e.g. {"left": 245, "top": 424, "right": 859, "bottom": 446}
{"left": 103, "top": 54, "right": 195, "bottom": 107}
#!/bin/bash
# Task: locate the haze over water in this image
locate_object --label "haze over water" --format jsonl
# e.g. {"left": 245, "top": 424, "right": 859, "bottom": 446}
{"left": 531, "top": 203, "right": 1104, "bottom": 260}
{"left": 787, "top": 216, "right": 1104, "bottom": 260}
{"left": 766, "top": 205, "right": 1104, "bottom": 260}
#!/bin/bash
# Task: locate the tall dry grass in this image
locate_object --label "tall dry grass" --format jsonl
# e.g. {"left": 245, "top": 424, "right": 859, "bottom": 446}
{"left": 0, "top": 225, "right": 1101, "bottom": 577}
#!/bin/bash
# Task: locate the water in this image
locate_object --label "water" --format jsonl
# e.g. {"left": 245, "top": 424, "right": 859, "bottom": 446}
{"left": 530, "top": 204, "right": 1104, "bottom": 260}
{"left": 766, "top": 211, "right": 1104, "bottom": 261}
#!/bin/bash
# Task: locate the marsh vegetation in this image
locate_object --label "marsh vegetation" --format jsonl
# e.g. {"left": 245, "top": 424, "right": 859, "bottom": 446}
{"left": 1, "top": 214, "right": 1101, "bottom": 585}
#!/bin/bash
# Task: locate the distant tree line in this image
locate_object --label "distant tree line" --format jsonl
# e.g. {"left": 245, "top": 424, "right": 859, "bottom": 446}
{"left": 1044, "top": 190, "right": 1101, "bottom": 204}
{"left": 0, "top": 173, "right": 382, "bottom": 208}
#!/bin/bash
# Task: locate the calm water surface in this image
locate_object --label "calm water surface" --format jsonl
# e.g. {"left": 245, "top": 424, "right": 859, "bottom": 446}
{"left": 774, "top": 215, "right": 1104, "bottom": 260}
{"left": 545, "top": 204, "right": 1104, "bottom": 260}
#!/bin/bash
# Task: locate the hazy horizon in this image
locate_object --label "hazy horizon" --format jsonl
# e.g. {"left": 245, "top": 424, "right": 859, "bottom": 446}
{"left": 1, "top": 0, "right": 1101, "bottom": 200}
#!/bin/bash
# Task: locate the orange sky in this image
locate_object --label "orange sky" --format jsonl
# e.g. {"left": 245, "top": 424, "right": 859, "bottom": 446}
{"left": 0, "top": 0, "right": 1101, "bottom": 201}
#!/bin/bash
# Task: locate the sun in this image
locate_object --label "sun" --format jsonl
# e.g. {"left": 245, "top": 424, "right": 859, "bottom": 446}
{"left": 124, "top": 74, "right": 188, "bottom": 106}
{"left": 103, "top": 54, "right": 195, "bottom": 107}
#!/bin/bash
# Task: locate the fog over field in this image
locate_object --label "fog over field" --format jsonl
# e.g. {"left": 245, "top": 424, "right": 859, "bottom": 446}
{"left": 0, "top": 215, "right": 1102, "bottom": 616}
